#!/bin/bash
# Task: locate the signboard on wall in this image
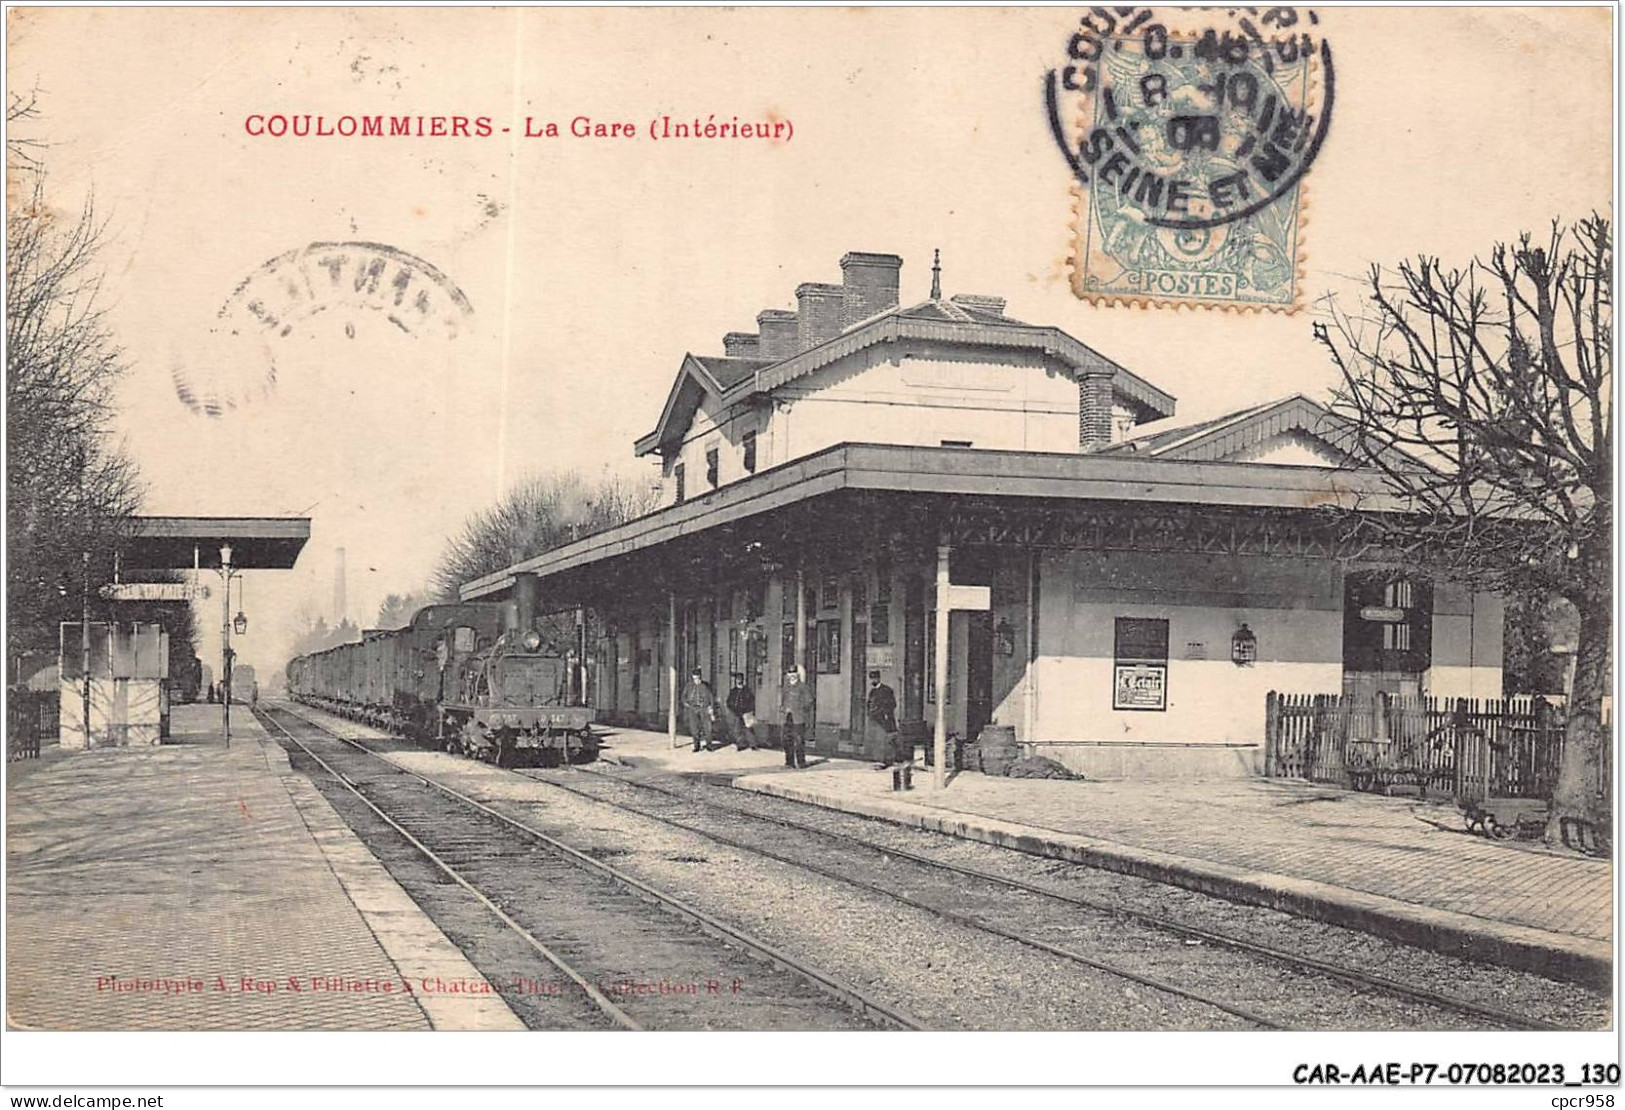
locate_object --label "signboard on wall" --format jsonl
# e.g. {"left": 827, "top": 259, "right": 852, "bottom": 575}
{"left": 1113, "top": 616, "right": 1170, "bottom": 711}
{"left": 1113, "top": 663, "right": 1167, "bottom": 711}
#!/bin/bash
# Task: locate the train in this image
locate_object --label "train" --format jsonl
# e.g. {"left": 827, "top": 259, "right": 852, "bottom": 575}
{"left": 230, "top": 663, "right": 259, "bottom": 706}
{"left": 285, "top": 601, "right": 596, "bottom": 767}
{"left": 171, "top": 653, "right": 204, "bottom": 704}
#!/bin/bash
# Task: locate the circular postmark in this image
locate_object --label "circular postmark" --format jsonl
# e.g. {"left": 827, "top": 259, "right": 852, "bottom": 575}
{"left": 173, "top": 241, "right": 474, "bottom": 417}
{"left": 1045, "top": 7, "right": 1334, "bottom": 232}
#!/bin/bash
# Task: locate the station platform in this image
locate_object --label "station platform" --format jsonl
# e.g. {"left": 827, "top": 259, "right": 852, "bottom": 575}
{"left": 595, "top": 724, "right": 1614, "bottom": 987}
{"left": 5, "top": 703, "right": 523, "bottom": 1030}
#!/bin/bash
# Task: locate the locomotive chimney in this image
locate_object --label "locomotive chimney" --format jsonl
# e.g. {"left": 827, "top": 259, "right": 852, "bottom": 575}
{"left": 512, "top": 572, "right": 540, "bottom": 633}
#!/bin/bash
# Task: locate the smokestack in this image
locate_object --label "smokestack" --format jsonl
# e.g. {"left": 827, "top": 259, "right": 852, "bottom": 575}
{"left": 795, "top": 282, "right": 845, "bottom": 351}
{"left": 723, "top": 331, "right": 760, "bottom": 358}
{"left": 950, "top": 293, "right": 1006, "bottom": 317}
{"left": 332, "top": 547, "right": 347, "bottom": 624}
{"left": 757, "top": 309, "right": 799, "bottom": 360}
{"left": 839, "top": 252, "right": 902, "bottom": 327}
{"left": 513, "top": 572, "right": 540, "bottom": 633}
{"left": 1078, "top": 375, "right": 1114, "bottom": 452}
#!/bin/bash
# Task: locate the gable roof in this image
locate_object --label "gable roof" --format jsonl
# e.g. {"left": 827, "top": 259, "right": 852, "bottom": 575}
{"left": 1099, "top": 394, "right": 1367, "bottom": 465}
{"left": 635, "top": 353, "right": 774, "bottom": 457}
{"left": 636, "top": 297, "right": 1177, "bottom": 457}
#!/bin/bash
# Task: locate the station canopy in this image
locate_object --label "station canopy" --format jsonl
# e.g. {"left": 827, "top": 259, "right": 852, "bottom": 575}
{"left": 119, "top": 516, "right": 311, "bottom": 570}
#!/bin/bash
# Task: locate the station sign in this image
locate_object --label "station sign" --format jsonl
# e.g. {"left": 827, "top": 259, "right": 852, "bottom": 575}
{"left": 99, "top": 582, "right": 210, "bottom": 602}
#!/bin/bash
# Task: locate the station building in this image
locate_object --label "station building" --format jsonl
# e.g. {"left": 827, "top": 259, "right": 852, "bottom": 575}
{"left": 461, "top": 252, "right": 1503, "bottom": 777}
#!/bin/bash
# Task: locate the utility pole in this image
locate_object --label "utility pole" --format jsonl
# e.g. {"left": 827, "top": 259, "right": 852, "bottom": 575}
{"left": 81, "top": 550, "right": 92, "bottom": 750}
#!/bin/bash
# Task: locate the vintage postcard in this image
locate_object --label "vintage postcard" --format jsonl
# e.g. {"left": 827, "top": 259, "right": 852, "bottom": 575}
{"left": 3, "top": 5, "right": 1615, "bottom": 1099}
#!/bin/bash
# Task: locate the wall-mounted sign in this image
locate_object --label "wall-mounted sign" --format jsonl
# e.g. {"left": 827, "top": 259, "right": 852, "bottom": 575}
{"left": 98, "top": 583, "right": 209, "bottom": 602}
{"left": 1113, "top": 663, "right": 1167, "bottom": 711}
{"left": 1114, "top": 617, "right": 1170, "bottom": 711}
{"left": 1359, "top": 606, "right": 1407, "bottom": 623}
{"left": 1231, "top": 623, "right": 1257, "bottom": 666}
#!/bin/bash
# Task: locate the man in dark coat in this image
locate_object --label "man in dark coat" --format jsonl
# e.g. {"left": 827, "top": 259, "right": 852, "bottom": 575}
{"left": 865, "top": 670, "right": 910, "bottom": 790}
{"left": 681, "top": 669, "right": 716, "bottom": 752}
{"left": 723, "top": 672, "right": 756, "bottom": 750}
{"left": 778, "top": 667, "right": 813, "bottom": 769}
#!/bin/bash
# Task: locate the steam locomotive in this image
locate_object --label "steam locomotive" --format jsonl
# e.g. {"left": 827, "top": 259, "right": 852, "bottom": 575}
{"left": 285, "top": 601, "right": 597, "bottom": 766}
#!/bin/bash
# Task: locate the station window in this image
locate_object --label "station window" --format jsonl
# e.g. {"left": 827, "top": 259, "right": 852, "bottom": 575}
{"left": 816, "top": 619, "right": 842, "bottom": 674}
{"left": 742, "top": 430, "right": 758, "bottom": 474}
{"left": 705, "top": 445, "right": 719, "bottom": 489}
{"left": 673, "top": 461, "right": 686, "bottom": 505}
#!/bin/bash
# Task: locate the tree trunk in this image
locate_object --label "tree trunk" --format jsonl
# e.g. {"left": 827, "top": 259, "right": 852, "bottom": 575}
{"left": 1545, "top": 586, "right": 1612, "bottom": 847}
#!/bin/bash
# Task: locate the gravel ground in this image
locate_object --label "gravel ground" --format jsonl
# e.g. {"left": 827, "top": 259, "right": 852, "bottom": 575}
{"left": 282, "top": 704, "right": 1254, "bottom": 1030}
{"left": 529, "top": 769, "right": 1576, "bottom": 1031}
{"left": 266, "top": 708, "right": 886, "bottom": 1032}
{"left": 280, "top": 703, "right": 1608, "bottom": 1031}
{"left": 641, "top": 769, "right": 1613, "bottom": 1030}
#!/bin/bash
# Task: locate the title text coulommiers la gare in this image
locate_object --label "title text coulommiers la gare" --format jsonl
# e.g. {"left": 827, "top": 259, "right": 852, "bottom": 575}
{"left": 244, "top": 113, "right": 793, "bottom": 142}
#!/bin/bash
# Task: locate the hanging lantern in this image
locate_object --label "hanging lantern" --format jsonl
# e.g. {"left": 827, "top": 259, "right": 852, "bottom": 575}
{"left": 1231, "top": 623, "right": 1257, "bottom": 666}
{"left": 233, "top": 611, "right": 248, "bottom": 636}
{"left": 994, "top": 619, "right": 1016, "bottom": 656}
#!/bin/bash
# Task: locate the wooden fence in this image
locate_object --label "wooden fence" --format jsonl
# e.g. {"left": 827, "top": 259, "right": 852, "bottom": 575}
{"left": 7, "top": 689, "right": 57, "bottom": 761}
{"left": 1264, "top": 692, "right": 1567, "bottom": 800}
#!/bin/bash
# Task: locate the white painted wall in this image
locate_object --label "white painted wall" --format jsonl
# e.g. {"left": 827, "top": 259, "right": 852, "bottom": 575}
{"left": 1031, "top": 550, "right": 1345, "bottom": 744}
{"left": 1427, "top": 584, "right": 1506, "bottom": 699}
{"left": 775, "top": 346, "right": 1081, "bottom": 460}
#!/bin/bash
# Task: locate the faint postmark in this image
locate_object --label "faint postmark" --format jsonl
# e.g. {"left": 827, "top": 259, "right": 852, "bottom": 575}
{"left": 173, "top": 241, "right": 474, "bottom": 416}
{"left": 1044, "top": 8, "right": 1334, "bottom": 311}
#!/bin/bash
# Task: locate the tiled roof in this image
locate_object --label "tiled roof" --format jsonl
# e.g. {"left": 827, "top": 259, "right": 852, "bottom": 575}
{"left": 1100, "top": 394, "right": 1369, "bottom": 465}
{"left": 636, "top": 286, "right": 1177, "bottom": 456}
{"left": 689, "top": 355, "right": 773, "bottom": 391}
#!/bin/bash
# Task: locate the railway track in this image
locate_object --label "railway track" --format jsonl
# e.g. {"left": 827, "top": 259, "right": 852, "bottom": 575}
{"left": 275, "top": 702, "right": 1598, "bottom": 1031}
{"left": 515, "top": 764, "right": 1589, "bottom": 1033}
{"left": 255, "top": 705, "right": 916, "bottom": 1032}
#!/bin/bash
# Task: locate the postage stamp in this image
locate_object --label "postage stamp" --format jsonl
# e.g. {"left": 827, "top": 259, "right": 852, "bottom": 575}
{"left": 1045, "top": 7, "right": 1334, "bottom": 311}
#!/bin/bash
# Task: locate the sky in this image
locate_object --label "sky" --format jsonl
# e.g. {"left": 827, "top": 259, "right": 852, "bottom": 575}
{"left": 7, "top": 6, "right": 1613, "bottom": 680}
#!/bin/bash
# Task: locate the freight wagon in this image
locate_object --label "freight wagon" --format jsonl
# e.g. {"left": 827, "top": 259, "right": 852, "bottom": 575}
{"left": 286, "top": 601, "right": 596, "bottom": 766}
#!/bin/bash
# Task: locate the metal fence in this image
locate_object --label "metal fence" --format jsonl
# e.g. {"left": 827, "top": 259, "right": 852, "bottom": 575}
{"left": 1264, "top": 692, "right": 1566, "bottom": 799}
{"left": 7, "top": 689, "right": 57, "bottom": 761}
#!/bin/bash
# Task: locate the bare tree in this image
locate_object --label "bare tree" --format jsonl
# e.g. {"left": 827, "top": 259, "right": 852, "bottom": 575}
{"left": 6, "top": 95, "right": 145, "bottom": 663}
{"left": 375, "top": 591, "right": 428, "bottom": 630}
{"left": 431, "top": 469, "right": 658, "bottom": 601}
{"left": 1315, "top": 214, "right": 1611, "bottom": 847}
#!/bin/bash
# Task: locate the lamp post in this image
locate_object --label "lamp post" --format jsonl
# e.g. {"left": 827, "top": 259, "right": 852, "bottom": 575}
{"left": 218, "top": 544, "right": 245, "bottom": 744}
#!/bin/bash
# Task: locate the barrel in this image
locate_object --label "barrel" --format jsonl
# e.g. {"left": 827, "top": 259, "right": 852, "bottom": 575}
{"left": 975, "top": 724, "right": 1020, "bottom": 776}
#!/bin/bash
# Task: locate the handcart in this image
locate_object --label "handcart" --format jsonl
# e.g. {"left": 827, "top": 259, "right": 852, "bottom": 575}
{"left": 1456, "top": 723, "right": 1560, "bottom": 841}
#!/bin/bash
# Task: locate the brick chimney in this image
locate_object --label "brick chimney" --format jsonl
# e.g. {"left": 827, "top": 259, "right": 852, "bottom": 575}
{"left": 757, "top": 309, "right": 799, "bottom": 361}
{"left": 1078, "top": 373, "right": 1114, "bottom": 452}
{"left": 839, "top": 252, "right": 902, "bottom": 327}
{"left": 950, "top": 293, "right": 1006, "bottom": 317}
{"left": 796, "top": 283, "right": 846, "bottom": 351}
{"left": 723, "top": 331, "right": 760, "bottom": 358}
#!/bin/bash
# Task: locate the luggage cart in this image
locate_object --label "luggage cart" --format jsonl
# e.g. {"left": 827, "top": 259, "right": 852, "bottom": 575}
{"left": 1456, "top": 723, "right": 1560, "bottom": 841}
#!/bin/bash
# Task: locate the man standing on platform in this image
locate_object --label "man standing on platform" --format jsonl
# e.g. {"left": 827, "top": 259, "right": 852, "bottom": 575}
{"left": 724, "top": 672, "right": 756, "bottom": 750}
{"left": 681, "top": 668, "right": 716, "bottom": 752}
{"left": 865, "top": 670, "right": 910, "bottom": 790}
{"left": 779, "top": 666, "right": 812, "bottom": 769}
